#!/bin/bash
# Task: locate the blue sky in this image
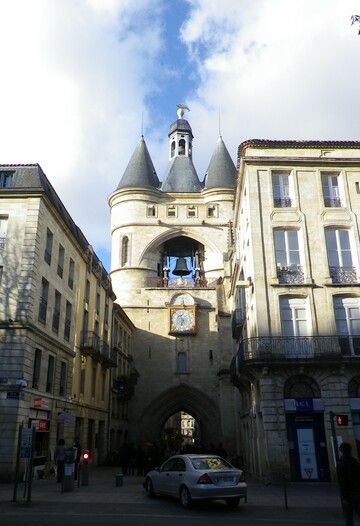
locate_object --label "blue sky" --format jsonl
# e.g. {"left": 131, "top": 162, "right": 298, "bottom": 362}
{"left": 0, "top": 0, "right": 360, "bottom": 272}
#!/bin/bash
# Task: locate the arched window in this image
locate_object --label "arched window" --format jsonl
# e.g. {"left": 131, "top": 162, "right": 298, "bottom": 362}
{"left": 121, "top": 236, "right": 129, "bottom": 266}
{"left": 171, "top": 141, "right": 175, "bottom": 157}
{"left": 284, "top": 375, "right": 321, "bottom": 398}
{"left": 178, "top": 139, "right": 186, "bottom": 155}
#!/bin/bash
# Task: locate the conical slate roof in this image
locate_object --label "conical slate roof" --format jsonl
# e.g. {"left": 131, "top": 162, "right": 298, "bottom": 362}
{"left": 161, "top": 156, "right": 202, "bottom": 193}
{"left": 116, "top": 136, "right": 159, "bottom": 190}
{"left": 203, "top": 136, "right": 237, "bottom": 189}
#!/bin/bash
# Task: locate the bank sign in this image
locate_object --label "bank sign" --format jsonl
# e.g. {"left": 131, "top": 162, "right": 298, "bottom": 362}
{"left": 295, "top": 398, "right": 314, "bottom": 413}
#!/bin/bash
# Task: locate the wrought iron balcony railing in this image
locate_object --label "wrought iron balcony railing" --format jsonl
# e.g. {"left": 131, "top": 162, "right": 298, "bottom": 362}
{"left": 324, "top": 197, "right": 342, "bottom": 207}
{"left": 80, "top": 331, "right": 117, "bottom": 367}
{"left": 274, "top": 197, "right": 292, "bottom": 208}
{"left": 277, "top": 265, "right": 304, "bottom": 285}
{"left": 329, "top": 266, "right": 357, "bottom": 284}
{"left": 231, "top": 335, "right": 360, "bottom": 379}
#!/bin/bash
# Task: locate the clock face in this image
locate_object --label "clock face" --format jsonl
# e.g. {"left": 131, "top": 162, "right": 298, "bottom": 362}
{"left": 171, "top": 309, "right": 194, "bottom": 333}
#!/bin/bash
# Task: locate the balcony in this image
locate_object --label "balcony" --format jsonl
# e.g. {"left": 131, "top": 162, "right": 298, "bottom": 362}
{"left": 329, "top": 266, "right": 357, "bottom": 284}
{"left": 80, "top": 331, "right": 117, "bottom": 367}
{"left": 324, "top": 197, "right": 343, "bottom": 207}
{"left": 231, "top": 335, "right": 360, "bottom": 379}
{"left": 274, "top": 197, "right": 292, "bottom": 208}
{"left": 231, "top": 308, "right": 245, "bottom": 339}
{"left": 277, "top": 265, "right": 304, "bottom": 285}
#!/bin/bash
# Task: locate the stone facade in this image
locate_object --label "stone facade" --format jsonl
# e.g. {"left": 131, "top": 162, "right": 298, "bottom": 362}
{"left": 108, "top": 112, "right": 238, "bottom": 456}
{"left": 0, "top": 165, "right": 127, "bottom": 482}
{"left": 230, "top": 141, "right": 360, "bottom": 482}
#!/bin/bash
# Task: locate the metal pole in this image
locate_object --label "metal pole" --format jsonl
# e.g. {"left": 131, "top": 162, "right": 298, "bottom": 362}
{"left": 283, "top": 475, "right": 289, "bottom": 510}
{"left": 329, "top": 411, "right": 339, "bottom": 462}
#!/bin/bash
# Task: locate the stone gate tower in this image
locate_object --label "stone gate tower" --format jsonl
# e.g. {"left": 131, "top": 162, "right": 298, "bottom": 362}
{"left": 108, "top": 107, "right": 238, "bottom": 454}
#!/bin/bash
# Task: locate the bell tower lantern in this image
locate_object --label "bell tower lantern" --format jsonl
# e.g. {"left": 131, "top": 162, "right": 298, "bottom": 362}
{"left": 168, "top": 104, "right": 193, "bottom": 160}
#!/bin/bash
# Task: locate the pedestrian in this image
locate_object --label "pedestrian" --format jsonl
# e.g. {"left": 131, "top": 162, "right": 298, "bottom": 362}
{"left": 337, "top": 441, "right": 360, "bottom": 526}
{"left": 73, "top": 436, "right": 81, "bottom": 481}
{"left": 54, "top": 438, "right": 66, "bottom": 483}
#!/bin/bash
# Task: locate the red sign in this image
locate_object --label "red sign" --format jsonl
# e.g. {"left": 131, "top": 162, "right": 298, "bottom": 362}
{"left": 31, "top": 419, "right": 48, "bottom": 431}
{"left": 33, "top": 397, "right": 49, "bottom": 410}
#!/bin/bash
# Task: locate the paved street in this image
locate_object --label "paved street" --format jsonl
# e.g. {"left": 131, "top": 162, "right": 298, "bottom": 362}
{"left": 0, "top": 466, "right": 356, "bottom": 525}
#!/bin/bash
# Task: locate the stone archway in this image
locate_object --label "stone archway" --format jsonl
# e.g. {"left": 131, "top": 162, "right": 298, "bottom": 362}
{"left": 137, "top": 383, "right": 221, "bottom": 447}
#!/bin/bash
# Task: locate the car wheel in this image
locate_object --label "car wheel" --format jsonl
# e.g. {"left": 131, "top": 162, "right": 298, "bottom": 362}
{"left": 145, "top": 478, "right": 156, "bottom": 498}
{"left": 179, "top": 485, "right": 192, "bottom": 509}
{"left": 226, "top": 497, "right": 241, "bottom": 508}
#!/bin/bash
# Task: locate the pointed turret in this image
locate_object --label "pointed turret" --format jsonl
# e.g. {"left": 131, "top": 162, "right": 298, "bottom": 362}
{"left": 203, "top": 136, "right": 237, "bottom": 189}
{"left": 116, "top": 136, "right": 159, "bottom": 190}
{"left": 161, "top": 106, "right": 202, "bottom": 193}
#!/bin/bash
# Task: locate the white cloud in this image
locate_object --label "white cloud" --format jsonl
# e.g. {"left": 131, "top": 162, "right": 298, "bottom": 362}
{"left": 0, "top": 0, "right": 360, "bottom": 271}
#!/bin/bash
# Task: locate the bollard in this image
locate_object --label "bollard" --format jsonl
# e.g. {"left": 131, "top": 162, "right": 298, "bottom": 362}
{"left": 63, "top": 448, "right": 76, "bottom": 492}
{"left": 115, "top": 473, "right": 123, "bottom": 487}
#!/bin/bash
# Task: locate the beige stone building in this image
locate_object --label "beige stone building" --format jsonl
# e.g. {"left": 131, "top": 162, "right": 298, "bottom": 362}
{"left": 0, "top": 164, "right": 124, "bottom": 481}
{"left": 230, "top": 140, "right": 360, "bottom": 482}
{"left": 108, "top": 108, "right": 238, "bottom": 455}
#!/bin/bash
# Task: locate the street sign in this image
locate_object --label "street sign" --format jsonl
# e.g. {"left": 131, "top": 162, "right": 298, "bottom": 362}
{"left": 20, "top": 428, "right": 33, "bottom": 459}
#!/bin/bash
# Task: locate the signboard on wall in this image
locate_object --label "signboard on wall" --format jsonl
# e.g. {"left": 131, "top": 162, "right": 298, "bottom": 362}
{"left": 33, "top": 397, "right": 49, "bottom": 410}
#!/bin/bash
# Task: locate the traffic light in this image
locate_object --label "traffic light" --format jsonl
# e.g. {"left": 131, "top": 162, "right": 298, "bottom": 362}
{"left": 82, "top": 450, "right": 90, "bottom": 463}
{"left": 336, "top": 415, "right": 349, "bottom": 426}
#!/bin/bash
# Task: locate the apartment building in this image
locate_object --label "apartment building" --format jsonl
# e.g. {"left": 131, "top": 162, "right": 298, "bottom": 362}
{"left": 0, "top": 164, "right": 120, "bottom": 482}
{"left": 230, "top": 140, "right": 360, "bottom": 482}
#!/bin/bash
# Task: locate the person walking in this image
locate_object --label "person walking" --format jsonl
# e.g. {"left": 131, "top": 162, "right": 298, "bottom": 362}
{"left": 337, "top": 441, "right": 360, "bottom": 526}
{"left": 54, "top": 438, "right": 66, "bottom": 483}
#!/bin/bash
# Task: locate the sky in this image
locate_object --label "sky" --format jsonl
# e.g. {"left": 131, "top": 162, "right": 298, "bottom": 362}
{"left": 0, "top": 0, "right": 360, "bottom": 272}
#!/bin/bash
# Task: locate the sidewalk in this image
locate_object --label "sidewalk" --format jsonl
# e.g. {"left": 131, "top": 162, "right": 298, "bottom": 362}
{"left": 0, "top": 465, "right": 341, "bottom": 509}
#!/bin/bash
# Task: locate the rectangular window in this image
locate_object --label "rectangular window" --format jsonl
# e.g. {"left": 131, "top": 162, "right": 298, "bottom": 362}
{"left": 167, "top": 206, "right": 177, "bottom": 217}
{"left": 321, "top": 172, "right": 342, "bottom": 207}
{"left": 44, "top": 228, "right": 53, "bottom": 265}
{"left": 80, "top": 357, "right": 86, "bottom": 395}
{"left": 85, "top": 279, "right": 90, "bottom": 305}
{"left": 38, "top": 278, "right": 49, "bottom": 323}
{"left": 325, "top": 228, "right": 356, "bottom": 283}
{"left": 59, "top": 361, "right": 67, "bottom": 397}
{"left": 0, "top": 170, "right": 14, "bottom": 188}
{"left": 57, "top": 244, "right": 65, "bottom": 278}
{"left": 274, "top": 230, "right": 303, "bottom": 284}
{"left": 64, "top": 301, "right": 72, "bottom": 341}
{"left": 147, "top": 205, "right": 157, "bottom": 217}
{"left": 46, "top": 355, "right": 55, "bottom": 393}
{"left": 187, "top": 206, "right": 197, "bottom": 218}
{"left": 52, "top": 290, "right": 61, "bottom": 333}
{"left": 102, "top": 371, "right": 106, "bottom": 401}
{"left": 280, "top": 297, "right": 309, "bottom": 337}
{"left": 0, "top": 217, "right": 8, "bottom": 249}
{"left": 272, "top": 171, "right": 292, "bottom": 207}
{"left": 91, "top": 366, "right": 96, "bottom": 398}
{"left": 68, "top": 258, "right": 75, "bottom": 289}
{"left": 177, "top": 352, "right": 188, "bottom": 373}
{"left": 32, "top": 349, "right": 42, "bottom": 389}
{"left": 207, "top": 205, "right": 218, "bottom": 218}
{"left": 96, "top": 292, "right": 100, "bottom": 315}
{"left": 334, "top": 297, "right": 360, "bottom": 355}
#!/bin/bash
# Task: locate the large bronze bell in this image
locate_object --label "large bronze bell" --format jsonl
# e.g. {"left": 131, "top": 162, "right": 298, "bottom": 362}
{"left": 173, "top": 257, "right": 191, "bottom": 277}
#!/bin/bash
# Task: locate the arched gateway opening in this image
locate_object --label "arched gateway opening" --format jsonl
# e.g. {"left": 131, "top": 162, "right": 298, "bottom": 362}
{"left": 138, "top": 384, "right": 221, "bottom": 449}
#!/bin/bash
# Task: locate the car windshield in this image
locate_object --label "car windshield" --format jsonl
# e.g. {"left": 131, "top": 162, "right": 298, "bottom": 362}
{"left": 190, "top": 457, "right": 233, "bottom": 470}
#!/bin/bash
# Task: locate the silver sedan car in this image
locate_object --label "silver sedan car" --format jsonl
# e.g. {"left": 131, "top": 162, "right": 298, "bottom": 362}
{"left": 144, "top": 454, "right": 247, "bottom": 508}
